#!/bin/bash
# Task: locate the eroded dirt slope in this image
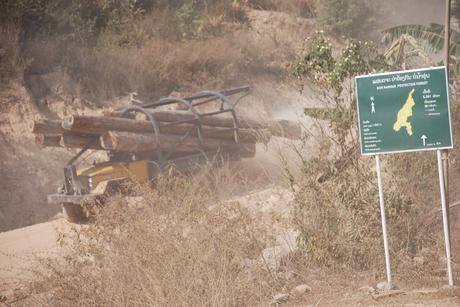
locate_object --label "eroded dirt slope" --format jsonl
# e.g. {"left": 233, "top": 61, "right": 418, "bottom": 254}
{"left": 0, "top": 82, "right": 71, "bottom": 232}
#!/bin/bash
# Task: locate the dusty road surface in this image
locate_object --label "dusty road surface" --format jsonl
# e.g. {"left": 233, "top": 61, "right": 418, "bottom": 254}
{"left": 0, "top": 218, "right": 73, "bottom": 298}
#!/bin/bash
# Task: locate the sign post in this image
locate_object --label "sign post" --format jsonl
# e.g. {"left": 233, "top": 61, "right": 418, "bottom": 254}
{"left": 442, "top": 0, "right": 452, "bottom": 286}
{"left": 356, "top": 66, "right": 454, "bottom": 287}
{"left": 437, "top": 150, "right": 454, "bottom": 285}
{"left": 375, "top": 154, "right": 392, "bottom": 289}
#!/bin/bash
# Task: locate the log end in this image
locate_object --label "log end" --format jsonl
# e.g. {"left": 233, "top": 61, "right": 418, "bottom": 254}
{"left": 61, "top": 115, "right": 75, "bottom": 130}
{"left": 30, "top": 120, "right": 38, "bottom": 133}
{"left": 35, "top": 134, "right": 61, "bottom": 147}
{"left": 100, "top": 133, "right": 114, "bottom": 150}
{"left": 35, "top": 134, "right": 45, "bottom": 145}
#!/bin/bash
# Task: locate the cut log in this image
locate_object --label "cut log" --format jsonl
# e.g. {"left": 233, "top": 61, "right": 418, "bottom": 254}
{"left": 62, "top": 115, "right": 271, "bottom": 143}
{"left": 148, "top": 110, "right": 249, "bottom": 128}
{"left": 100, "top": 131, "right": 239, "bottom": 152}
{"left": 31, "top": 120, "right": 69, "bottom": 135}
{"left": 63, "top": 114, "right": 299, "bottom": 140}
{"left": 35, "top": 134, "right": 61, "bottom": 147}
{"left": 110, "top": 110, "right": 302, "bottom": 139}
{"left": 60, "top": 134, "right": 103, "bottom": 150}
{"left": 35, "top": 133, "right": 103, "bottom": 150}
{"left": 62, "top": 115, "right": 149, "bottom": 134}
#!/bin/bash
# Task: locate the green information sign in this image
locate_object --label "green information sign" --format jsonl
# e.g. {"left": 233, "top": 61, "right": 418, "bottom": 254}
{"left": 356, "top": 67, "right": 453, "bottom": 155}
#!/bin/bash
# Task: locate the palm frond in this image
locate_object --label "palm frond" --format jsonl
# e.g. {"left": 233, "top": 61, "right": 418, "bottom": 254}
{"left": 382, "top": 23, "right": 460, "bottom": 59}
{"left": 383, "top": 34, "right": 435, "bottom": 67}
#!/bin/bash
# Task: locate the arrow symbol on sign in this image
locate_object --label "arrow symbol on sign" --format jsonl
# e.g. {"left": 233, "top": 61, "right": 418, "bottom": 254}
{"left": 421, "top": 135, "right": 427, "bottom": 146}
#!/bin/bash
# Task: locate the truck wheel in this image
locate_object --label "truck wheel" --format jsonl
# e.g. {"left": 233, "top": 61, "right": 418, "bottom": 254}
{"left": 62, "top": 203, "right": 87, "bottom": 223}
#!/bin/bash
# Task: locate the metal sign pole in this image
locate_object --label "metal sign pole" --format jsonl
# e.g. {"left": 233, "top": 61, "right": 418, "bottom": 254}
{"left": 375, "top": 154, "right": 392, "bottom": 289}
{"left": 437, "top": 150, "right": 454, "bottom": 286}
{"left": 442, "top": 0, "right": 452, "bottom": 275}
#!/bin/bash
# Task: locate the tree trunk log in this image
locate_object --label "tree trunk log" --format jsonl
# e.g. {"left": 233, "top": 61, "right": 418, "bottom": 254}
{"left": 122, "top": 110, "right": 302, "bottom": 139}
{"left": 35, "top": 134, "right": 61, "bottom": 147}
{"left": 60, "top": 134, "right": 103, "bottom": 150}
{"left": 100, "top": 131, "right": 241, "bottom": 152}
{"left": 63, "top": 115, "right": 151, "bottom": 134}
{"left": 35, "top": 130, "right": 255, "bottom": 157}
{"left": 62, "top": 115, "right": 271, "bottom": 142}
{"left": 31, "top": 120, "right": 70, "bottom": 135}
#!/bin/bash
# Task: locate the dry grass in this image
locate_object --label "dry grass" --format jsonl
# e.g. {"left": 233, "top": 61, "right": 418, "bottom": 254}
{"left": 64, "top": 36, "right": 250, "bottom": 102}
{"left": 11, "top": 1, "right": 311, "bottom": 102}
{"left": 35, "top": 171, "right": 291, "bottom": 306}
{"left": 1, "top": 1, "right": 312, "bottom": 103}
{"left": 62, "top": 20, "right": 298, "bottom": 103}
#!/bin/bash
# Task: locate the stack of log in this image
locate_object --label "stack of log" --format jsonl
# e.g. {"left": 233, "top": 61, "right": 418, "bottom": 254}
{"left": 31, "top": 110, "right": 302, "bottom": 158}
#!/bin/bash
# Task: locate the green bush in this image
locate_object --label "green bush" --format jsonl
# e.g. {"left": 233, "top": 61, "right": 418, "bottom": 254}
{"left": 292, "top": 32, "right": 387, "bottom": 95}
{"left": 176, "top": 3, "right": 204, "bottom": 39}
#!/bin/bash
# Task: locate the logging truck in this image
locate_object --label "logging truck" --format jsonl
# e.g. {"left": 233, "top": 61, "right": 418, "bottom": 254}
{"left": 31, "top": 86, "right": 301, "bottom": 222}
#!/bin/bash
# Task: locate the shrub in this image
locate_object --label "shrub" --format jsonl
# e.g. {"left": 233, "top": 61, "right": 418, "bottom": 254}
{"left": 176, "top": 3, "right": 205, "bottom": 39}
{"left": 38, "top": 173, "right": 278, "bottom": 306}
{"left": 290, "top": 33, "right": 425, "bottom": 269}
{"left": 293, "top": 147, "right": 418, "bottom": 269}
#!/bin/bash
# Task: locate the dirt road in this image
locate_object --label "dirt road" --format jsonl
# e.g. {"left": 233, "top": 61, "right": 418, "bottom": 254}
{"left": 0, "top": 218, "right": 72, "bottom": 287}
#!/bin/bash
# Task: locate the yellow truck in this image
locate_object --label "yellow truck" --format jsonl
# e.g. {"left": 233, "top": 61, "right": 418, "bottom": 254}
{"left": 46, "top": 86, "right": 254, "bottom": 222}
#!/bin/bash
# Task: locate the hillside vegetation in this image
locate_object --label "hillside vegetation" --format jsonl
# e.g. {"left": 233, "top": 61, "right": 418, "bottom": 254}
{"left": 0, "top": 1, "right": 315, "bottom": 231}
{"left": 1, "top": 1, "right": 460, "bottom": 306}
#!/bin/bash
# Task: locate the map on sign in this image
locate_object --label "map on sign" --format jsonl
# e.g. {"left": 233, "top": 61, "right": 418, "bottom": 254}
{"left": 356, "top": 67, "right": 453, "bottom": 155}
{"left": 393, "top": 88, "right": 415, "bottom": 136}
